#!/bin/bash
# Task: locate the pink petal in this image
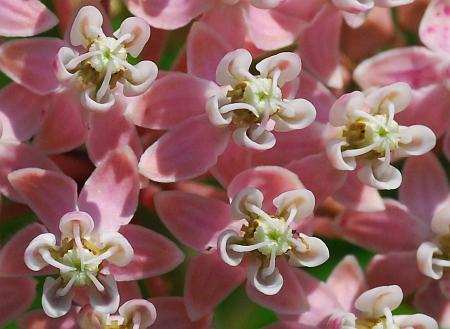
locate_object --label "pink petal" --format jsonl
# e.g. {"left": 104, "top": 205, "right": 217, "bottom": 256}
{"left": 0, "top": 142, "right": 58, "bottom": 201}
{"left": 184, "top": 251, "right": 246, "bottom": 321}
{"left": 33, "top": 91, "right": 86, "bottom": 154}
{"left": 419, "top": 0, "right": 450, "bottom": 54}
{"left": 246, "top": 259, "right": 308, "bottom": 315}
{"left": 333, "top": 171, "right": 384, "bottom": 212}
{"left": 0, "top": 38, "right": 64, "bottom": 95}
{"left": 0, "top": 0, "right": 58, "bottom": 37}
{"left": 107, "top": 224, "right": 184, "bottom": 280}
{"left": 210, "top": 142, "right": 254, "bottom": 187}
{"left": 244, "top": 5, "right": 306, "bottom": 51}
{"left": 297, "top": 71, "right": 336, "bottom": 123}
{"left": 154, "top": 191, "right": 231, "bottom": 250}
{"left": 126, "top": 73, "right": 221, "bottom": 130}
{"left": 200, "top": 4, "right": 246, "bottom": 49}
{"left": 400, "top": 153, "right": 450, "bottom": 224}
{"left": 139, "top": 114, "right": 231, "bottom": 183}
{"left": 0, "top": 223, "right": 51, "bottom": 276}
{"left": 326, "top": 255, "right": 366, "bottom": 312}
{"left": 187, "top": 22, "right": 232, "bottom": 81}
{"left": 17, "top": 309, "right": 78, "bottom": 329}
{"left": 117, "top": 281, "right": 142, "bottom": 303}
{"left": 124, "top": 0, "right": 210, "bottom": 30}
{"left": 337, "top": 199, "right": 430, "bottom": 253}
{"left": 395, "top": 84, "right": 450, "bottom": 138}
{"left": 414, "top": 281, "right": 450, "bottom": 326}
{"left": 78, "top": 147, "right": 140, "bottom": 232}
{"left": 0, "top": 83, "right": 50, "bottom": 142}
{"left": 251, "top": 123, "right": 329, "bottom": 168}
{"left": 281, "top": 270, "right": 340, "bottom": 326}
{"left": 8, "top": 168, "right": 77, "bottom": 234}
{"left": 228, "top": 166, "right": 303, "bottom": 213}
{"left": 0, "top": 277, "right": 35, "bottom": 325}
{"left": 297, "top": 4, "right": 343, "bottom": 88}
{"left": 150, "top": 297, "right": 213, "bottom": 329}
{"left": 367, "top": 251, "right": 428, "bottom": 295}
{"left": 287, "top": 153, "right": 346, "bottom": 206}
{"left": 353, "top": 47, "right": 446, "bottom": 90}
{"left": 87, "top": 100, "right": 142, "bottom": 165}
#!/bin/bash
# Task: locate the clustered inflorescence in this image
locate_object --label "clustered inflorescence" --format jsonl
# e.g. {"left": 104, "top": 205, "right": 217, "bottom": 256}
{"left": 0, "top": 0, "right": 449, "bottom": 329}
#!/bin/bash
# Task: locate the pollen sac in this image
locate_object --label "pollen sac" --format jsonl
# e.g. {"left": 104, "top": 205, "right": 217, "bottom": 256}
{"left": 24, "top": 211, "right": 133, "bottom": 318}
{"left": 206, "top": 49, "right": 316, "bottom": 151}
{"left": 326, "top": 82, "right": 436, "bottom": 190}
{"left": 218, "top": 187, "right": 329, "bottom": 295}
{"left": 54, "top": 6, "right": 158, "bottom": 112}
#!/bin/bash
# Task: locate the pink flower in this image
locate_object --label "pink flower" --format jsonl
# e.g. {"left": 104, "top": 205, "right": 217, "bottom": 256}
{"left": 326, "top": 82, "right": 436, "bottom": 189}
{"left": 2, "top": 147, "right": 183, "bottom": 318}
{"left": 135, "top": 49, "right": 316, "bottom": 182}
{"left": 0, "top": 276, "right": 36, "bottom": 326}
{"left": 267, "top": 256, "right": 437, "bottom": 329}
{"left": 155, "top": 166, "right": 328, "bottom": 320}
{"left": 54, "top": 6, "right": 158, "bottom": 112}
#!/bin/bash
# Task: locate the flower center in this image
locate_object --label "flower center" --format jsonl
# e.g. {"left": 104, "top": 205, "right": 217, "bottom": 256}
{"left": 87, "top": 37, "right": 128, "bottom": 74}
{"left": 226, "top": 77, "right": 282, "bottom": 125}
{"left": 103, "top": 317, "right": 131, "bottom": 329}
{"left": 342, "top": 114, "right": 400, "bottom": 158}
{"left": 60, "top": 247, "right": 101, "bottom": 286}
{"left": 251, "top": 216, "right": 292, "bottom": 256}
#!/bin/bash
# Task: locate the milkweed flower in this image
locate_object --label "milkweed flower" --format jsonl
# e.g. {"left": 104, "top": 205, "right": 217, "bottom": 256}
{"left": 135, "top": 49, "right": 316, "bottom": 182}
{"left": 54, "top": 6, "right": 158, "bottom": 112}
{"left": 326, "top": 82, "right": 435, "bottom": 189}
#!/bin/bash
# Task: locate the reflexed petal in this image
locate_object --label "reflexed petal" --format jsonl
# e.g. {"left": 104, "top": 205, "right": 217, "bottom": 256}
{"left": 287, "top": 153, "right": 347, "bottom": 205}
{"left": 0, "top": 223, "right": 50, "bottom": 276}
{"left": 107, "top": 224, "right": 184, "bottom": 280}
{"left": 393, "top": 314, "right": 438, "bottom": 329}
{"left": 0, "top": 0, "right": 58, "bottom": 37}
{"left": 400, "top": 154, "right": 449, "bottom": 224}
{"left": 354, "top": 47, "right": 446, "bottom": 89}
{"left": 87, "top": 101, "right": 142, "bottom": 165}
{"left": 0, "top": 277, "right": 35, "bottom": 325}
{"left": 326, "top": 255, "right": 366, "bottom": 312}
{"left": 187, "top": 22, "right": 232, "bottom": 81}
{"left": 185, "top": 251, "right": 246, "bottom": 321}
{"left": 126, "top": 73, "right": 221, "bottom": 130}
{"left": 326, "top": 140, "right": 357, "bottom": 171}
{"left": 247, "top": 259, "right": 283, "bottom": 295}
{"left": 337, "top": 199, "right": 429, "bottom": 253}
{"left": 232, "top": 126, "right": 276, "bottom": 151}
{"left": 124, "top": 0, "right": 211, "bottom": 30}
{"left": 273, "top": 189, "right": 315, "bottom": 222}
{"left": 138, "top": 115, "right": 231, "bottom": 182}
{"left": 232, "top": 188, "right": 264, "bottom": 221}
{"left": 8, "top": 168, "right": 77, "bottom": 234}
{"left": 367, "top": 251, "right": 428, "bottom": 295}
{"left": 119, "top": 300, "right": 157, "bottom": 328}
{"left": 297, "top": 4, "right": 343, "bottom": 88}
{"left": 33, "top": 91, "right": 87, "bottom": 154}
{"left": 0, "top": 83, "right": 50, "bottom": 142}
{"left": 329, "top": 91, "right": 365, "bottom": 126}
{"left": 150, "top": 297, "right": 213, "bottom": 329}
{"left": 417, "top": 242, "right": 443, "bottom": 280}
{"left": 78, "top": 147, "right": 140, "bottom": 232}
{"left": 419, "top": 0, "right": 450, "bottom": 54}
{"left": 155, "top": 191, "right": 231, "bottom": 250}
{"left": 0, "top": 38, "right": 65, "bottom": 95}
{"left": 331, "top": 0, "right": 374, "bottom": 12}
{"left": 357, "top": 161, "right": 402, "bottom": 190}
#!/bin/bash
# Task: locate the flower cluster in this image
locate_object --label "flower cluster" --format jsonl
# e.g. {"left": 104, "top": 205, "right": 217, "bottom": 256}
{"left": 0, "top": 0, "right": 449, "bottom": 328}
